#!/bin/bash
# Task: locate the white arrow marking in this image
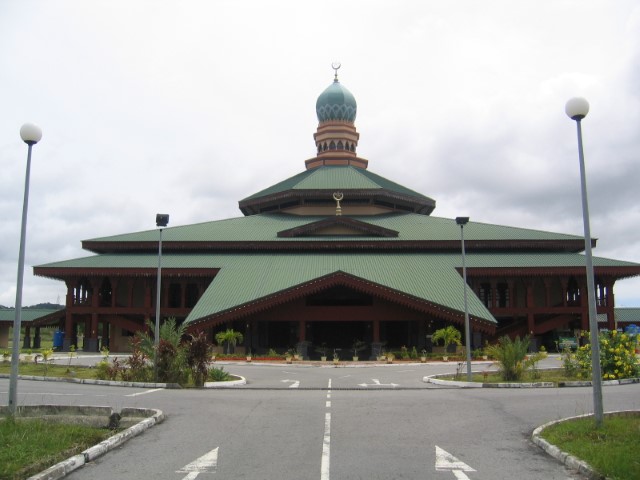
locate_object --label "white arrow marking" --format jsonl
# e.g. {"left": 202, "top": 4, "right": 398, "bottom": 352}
{"left": 435, "top": 446, "right": 475, "bottom": 479}
{"left": 177, "top": 447, "right": 218, "bottom": 479}
{"left": 357, "top": 378, "right": 399, "bottom": 387}
{"left": 281, "top": 379, "right": 300, "bottom": 388}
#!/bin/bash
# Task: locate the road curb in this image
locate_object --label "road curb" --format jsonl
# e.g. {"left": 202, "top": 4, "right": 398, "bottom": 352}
{"left": 25, "top": 407, "right": 165, "bottom": 480}
{"left": 424, "top": 373, "right": 640, "bottom": 388}
{"left": 531, "top": 410, "right": 640, "bottom": 480}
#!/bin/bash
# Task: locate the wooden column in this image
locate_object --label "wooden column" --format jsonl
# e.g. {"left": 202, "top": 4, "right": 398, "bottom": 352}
{"left": 526, "top": 280, "right": 535, "bottom": 334}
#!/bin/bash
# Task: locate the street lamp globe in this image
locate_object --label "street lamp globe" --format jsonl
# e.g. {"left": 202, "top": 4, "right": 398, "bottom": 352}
{"left": 20, "top": 123, "right": 43, "bottom": 145}
{"left": 565, "top": 97, "right": 589, "bottom": 121}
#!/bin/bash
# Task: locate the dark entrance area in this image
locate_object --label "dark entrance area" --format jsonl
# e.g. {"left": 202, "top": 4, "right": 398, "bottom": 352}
{"left": 308, "top": 321, "right": 370, "bottom": 358}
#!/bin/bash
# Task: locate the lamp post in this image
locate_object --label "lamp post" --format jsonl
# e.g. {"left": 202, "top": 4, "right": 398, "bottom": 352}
{"left": 154, "top": 213, "right": 169, "bottom": 381}
{"left": 456, "top": 216, "right": 472, "bottom": 381}
{"left": 565, "top": 97, "right": 603, "bottom": 427}
{"left": 8, "top": 123, "right": 42, "bottom": 415}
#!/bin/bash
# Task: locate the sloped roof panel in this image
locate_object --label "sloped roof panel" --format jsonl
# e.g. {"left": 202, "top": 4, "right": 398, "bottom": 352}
{"left": 84, "top": 212, "right": 584, "bottom": 244}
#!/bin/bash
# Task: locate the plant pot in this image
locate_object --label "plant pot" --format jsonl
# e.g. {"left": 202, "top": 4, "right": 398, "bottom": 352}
{"left": 285, "top": 356, "right": 293, "bottom": 364}
{"left": 352, "top": 356, "right": 358, "bottom": 362}
{"left": 442, "top": 356, "right": 449, "bottom": 362}
{"left": 420, "top": 356, "right": 427, "bottom": 363}
{"left": 246, "top": 356, "right": 252, "bottom": 362}
{"left": 333, "top": 358, "right": 339, "bottom": 365}
{"left": 482, "top": 355, "right": 488, "bottom": 360}
{"left": 386, "top": 358, "right": 393, "bottom": 364}
{"left": 320, "top": 356, "right": 327, "bottom": 362}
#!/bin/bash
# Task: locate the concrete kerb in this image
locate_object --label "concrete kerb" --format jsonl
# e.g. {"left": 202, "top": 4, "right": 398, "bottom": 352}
{"left": 0, "top": 373, "right": 246, "bottom": 388}
{"left": 531, "top": 410, "right": 640, "bottom": 480}
{"left": 424, "top": 372, "right": 640, "bottom": 388}
{"left": 0, "top": 405, "right": 165, "bottom": 480}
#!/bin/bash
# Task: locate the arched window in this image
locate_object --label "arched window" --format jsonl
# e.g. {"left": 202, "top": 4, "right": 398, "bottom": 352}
{"left": 337, "top": 141, "right": 344, "bottom": 150}
{"left": 323, "top": 143, "right": 328, "bottom": 151}
{"left": 329, "top": 141, "right": 336, "bottom": 150}
{"left": 350, "top": 144, "right": 355, "bottom": 152}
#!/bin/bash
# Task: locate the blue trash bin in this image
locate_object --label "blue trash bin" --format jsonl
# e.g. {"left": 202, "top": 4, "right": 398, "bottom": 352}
{"left": 53, "top": 331, "right": 64, "bottom": 350}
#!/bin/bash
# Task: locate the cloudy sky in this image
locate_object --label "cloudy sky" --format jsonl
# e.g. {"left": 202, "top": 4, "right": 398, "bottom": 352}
{"left": 1, "top": 1, "right": 639, "bottom": 308}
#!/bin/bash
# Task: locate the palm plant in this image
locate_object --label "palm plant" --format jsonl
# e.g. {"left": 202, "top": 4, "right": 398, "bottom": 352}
{"left": 485, "top": 335, "right": 530, "bottom": 381}
{"left": 215, "top": 329, "right": 244, "bottom": 355}
{"left": 432, "top": 325, "right": 462, "bottom": 353}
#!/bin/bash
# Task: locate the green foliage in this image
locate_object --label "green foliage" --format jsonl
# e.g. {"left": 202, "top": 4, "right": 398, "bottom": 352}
{"left": 410, "top": 346, "right": 418, "bottom": 359}
{"left": 0, "top": 418, "right": 114, "bottom": 480}
{"left": 208, "top": 366, "right": 231, "bottom": 382}
{"left": 432, "top": 326, "right": 462, "bottom": 351}
{"left": 563, "top": 330, "right": 639, "bottom": 380}
{"left": 541, "top": 415, "right": 640, "bottom": 480}
{"left": 485, "top": 335, "right": 531, "bottom": 381}
{"left": 352, "top": 340, "right": 366, "bottom": 357}
{"left": 215, "top": 329, "right": 244, "bottom": 355}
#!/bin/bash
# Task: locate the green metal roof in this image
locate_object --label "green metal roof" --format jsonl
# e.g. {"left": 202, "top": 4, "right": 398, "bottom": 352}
{"left": 0, "top": 308, "right": 64, "bottom": 323}
{"left": 615, "top": 308, "right": 640, "bottom": 324}
{"left": 36, "top": 251, "right": 640, "bottom": 326}
{"left": 240, "top": 166, "right": 433, "bottom": 203}
{"left": 84, "top": 212, "right": 584, "bottom": 244}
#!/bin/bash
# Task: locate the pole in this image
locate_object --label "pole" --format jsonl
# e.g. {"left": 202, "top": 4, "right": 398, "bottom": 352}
{"left": 575, "top": 118, "right": 604, "bottom": 426}
{"left": 460, "top": 224, "right": 472, "bottom": 381}
{"left": 8, "top": 143, "right": 34, "bottom": 415}
{"left": 154, "top": 227, "right": 163, "bottom": 381}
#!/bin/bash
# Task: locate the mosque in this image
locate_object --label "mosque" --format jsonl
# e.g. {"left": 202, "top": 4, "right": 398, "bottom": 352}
{"left": 32, "top": 67, "right": 640, "bottom": 357}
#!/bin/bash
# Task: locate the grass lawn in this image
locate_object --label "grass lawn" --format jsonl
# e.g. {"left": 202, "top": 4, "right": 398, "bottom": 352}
{"left": 440, "top": 369, "right": 581, "bottom": 384}
{"left": 0, "top": 361, "right": 97, "bottom": 379}
{"left": 0, "top": 418, "right": 116, "bottom": 480}
{"left": 540, "top": 415, "right": 640, "bottom": 480}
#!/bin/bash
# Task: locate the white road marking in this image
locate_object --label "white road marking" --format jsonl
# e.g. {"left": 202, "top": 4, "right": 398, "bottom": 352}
{"left": 281, "top": 379, "right": 300, "bottom": 388}
{"left": 435, "top": 446, "right": 476, "bottom": 479}
{"left": 321, "top": 412, "right": 331, "bottom": 480}
{"left": 125, "top": 388, "right": 163, "bottom": 397}
{"left": 326, "top": 401, "right": 331, "bottom": 408}
{"left": 357, "top": 378, "right": 399, "bottom": 387}
{"left": 177, "top": 447, "right": 218, "bottom": 479}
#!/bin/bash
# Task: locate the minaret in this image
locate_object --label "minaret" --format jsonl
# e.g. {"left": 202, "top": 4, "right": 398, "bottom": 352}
{"left": 305, "top": 63, "right": 369, "bottom": 170}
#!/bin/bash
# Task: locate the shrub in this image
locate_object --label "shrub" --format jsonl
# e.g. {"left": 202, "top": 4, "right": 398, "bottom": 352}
{"left": 208, "top": 366, "right": 231, "bottom": 382}
{"left": 485, "top": 335, "right": 530, "bottom": 381}
{"left": 569, "top": 330, "right": 640, "bottom": 380}
{"left": 187, "top": 331, "right": 212, "bottom": 387}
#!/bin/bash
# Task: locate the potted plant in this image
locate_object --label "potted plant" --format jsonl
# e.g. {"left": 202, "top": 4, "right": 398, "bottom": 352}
{"left": 286, "top": 348, "right": 296, "bottom": 363}
{"left": 432, "top": 325, "right": 462, "bottom": 361}
{"left": 246, "top": 349, "right": 252, "bottom": 362}
{"left": 318, "top": 343, "right": 328, "bottom": 361}
{"left": 332, "top": 349, "right": 340, "bottom": 365}
{"left": 386, "top": 352, "right": 394, "bottom": 364}
{"left": 352, "top": 340, "right": 366, "bottom": 361}
{"left": 420, "top": 349, "right": 427, "bottom": 363}
{"left": 215, "top": 329, "right": 244, "bottom": 355}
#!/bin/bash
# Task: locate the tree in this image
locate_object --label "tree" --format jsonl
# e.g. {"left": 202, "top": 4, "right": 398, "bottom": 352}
{"left": 215, "top": 329, "right": 244, "bottom": 355}
{"left": 432, "top": 325, "right": 462, "bottom": 353}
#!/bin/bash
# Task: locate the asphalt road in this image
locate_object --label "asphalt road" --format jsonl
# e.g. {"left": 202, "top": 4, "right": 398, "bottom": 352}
{"left": 2, "top": 358, "right": 639, "bottom": 480}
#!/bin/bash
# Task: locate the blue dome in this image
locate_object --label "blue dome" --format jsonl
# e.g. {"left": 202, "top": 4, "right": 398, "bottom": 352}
{"left": 316, "top": 80, "right": 357, "bottom": 122}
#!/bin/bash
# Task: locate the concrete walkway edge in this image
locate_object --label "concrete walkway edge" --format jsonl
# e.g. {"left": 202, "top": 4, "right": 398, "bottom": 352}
{"left": 26, "top": 407, "right": 165, "bottom": 480}
{"left": 531, "top": 410, "right": 640, "bottom": 480}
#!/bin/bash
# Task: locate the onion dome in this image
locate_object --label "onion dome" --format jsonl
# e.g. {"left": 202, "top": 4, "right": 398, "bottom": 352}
{"left": 315, "top": 79, "right": 357, "bottom": 123}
